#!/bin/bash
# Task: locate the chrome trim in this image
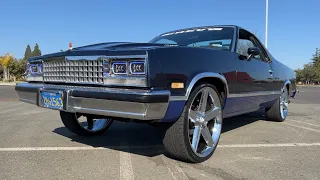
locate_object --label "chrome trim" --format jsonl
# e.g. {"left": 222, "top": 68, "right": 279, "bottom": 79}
{"left": 66, "top": 56, "right": 101, "bottom": 61}
{"left": 170, "top": 96, "right": 188, "bottom": 101}
{"left": 280, "top": 87, "right": 289, "bottom": 119}
{"left": 282, "top": 80, "right": 292, "bottom": 94}
{"left": 28, "top": 59, "right": 43, "bottom": 63}
{"left": 111, "top": 61, "right": 128, "bottom": 75}
{"left": 103, "top": 76, "right": 147, "bottom": 87}
{"left": 65, "top": 55, "right": 147, "bottom": 61}
{"left": 69, "top": 99, "right": 168, "bottom": 120}
{"left": 129, "top": 61, "right": 145, "bottom": 75}
{"left": 25, "top": 76, "right": 44, "bottom": 82}
{"left": 231, "top": 26, "right": 237, "bottom": 52}
{"left": 185, "top": 72, "right": 229, "bottom": 98}
{"left": 26, "top": 61, "right": 44, "bottom": 82}
{"left": 15, "top": 83, "right": 170, "bottom": 121}
{"left": 41, "top": 54, "right": 148, "bottom": 87}
{"left": 29, "top": 64, "right": 41, "bottom": 75}
{"left": 228, "top": 91, "right": 280, "bottom": 98}
{"left": 42, "top": 59, "right": 104, "bottom": 84}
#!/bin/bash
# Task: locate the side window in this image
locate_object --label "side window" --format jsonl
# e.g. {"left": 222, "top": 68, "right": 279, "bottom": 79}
{"left": 236, "top": 29, "right": 270, "bottom": 62}
{"left": 237, "top": 38, "right": 261, "bottom": 60}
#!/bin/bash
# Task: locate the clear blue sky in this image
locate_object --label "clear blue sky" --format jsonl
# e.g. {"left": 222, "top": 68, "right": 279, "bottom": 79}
{"left": 0, "top": 0, "right": 319, "bottom": 69}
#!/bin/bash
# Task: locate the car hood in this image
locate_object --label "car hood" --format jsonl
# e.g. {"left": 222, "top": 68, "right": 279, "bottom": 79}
{"left": 29, "top": 42, "right": 169, "bottom": 61}
{"left": 73, "top": 42, "right": 169, "bottom": 50}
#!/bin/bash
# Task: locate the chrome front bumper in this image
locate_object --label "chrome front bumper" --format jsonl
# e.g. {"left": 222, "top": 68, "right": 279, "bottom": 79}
{"left": 15, "top": 82, "right": 171, "bottom": 120}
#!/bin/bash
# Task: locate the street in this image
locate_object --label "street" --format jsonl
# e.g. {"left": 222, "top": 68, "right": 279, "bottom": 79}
{"left": 0, "top": 85, "right": 319, "bottom": 180}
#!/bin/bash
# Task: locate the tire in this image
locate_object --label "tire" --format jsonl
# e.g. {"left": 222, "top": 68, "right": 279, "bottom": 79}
{"left": 265, "top": 87, "right": 289, "bottom": 122}
{"left": 60, "top": 111, "right": 114, "bottom": 136}
{"left": 163, "top": 83, "right": 223, "bottom": 163}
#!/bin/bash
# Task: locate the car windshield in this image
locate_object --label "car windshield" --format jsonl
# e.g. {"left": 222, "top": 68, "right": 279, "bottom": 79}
{"left": 149, "top": 26, "right": 234, "bottom": 51}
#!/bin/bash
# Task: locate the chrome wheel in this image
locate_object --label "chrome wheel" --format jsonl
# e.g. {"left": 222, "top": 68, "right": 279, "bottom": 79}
{"left": 188, "top": 86, "right": 223, "bottom": 157}
{"left": 60, "top": 111, "right": 114, "bottom": 136}
{"left": 265, "top": 86, "right": 290, "bottom": 122}
{"left": 76, "top": 114, "right": 113, "bottom": 132}
{"left": 280, "top": 88, "right": 289, "bottom": 119}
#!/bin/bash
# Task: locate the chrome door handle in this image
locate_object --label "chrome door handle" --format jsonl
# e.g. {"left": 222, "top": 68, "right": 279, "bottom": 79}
{"left": 268, "top": 70, "right": 273, "bottom": 76}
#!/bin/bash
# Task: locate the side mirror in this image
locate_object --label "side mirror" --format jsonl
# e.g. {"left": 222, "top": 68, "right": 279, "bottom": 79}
{"left": 247, "top": 47, "right": 260, "bottom": 60}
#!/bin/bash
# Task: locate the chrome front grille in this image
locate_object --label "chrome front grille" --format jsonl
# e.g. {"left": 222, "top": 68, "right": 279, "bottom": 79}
{"left": 43, "top": 60, "right": 104, "bottom": 84}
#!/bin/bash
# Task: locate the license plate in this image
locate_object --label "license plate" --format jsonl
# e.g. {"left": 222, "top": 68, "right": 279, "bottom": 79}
{"left": 40, "top": 91, "right": 63, "bottom": 110}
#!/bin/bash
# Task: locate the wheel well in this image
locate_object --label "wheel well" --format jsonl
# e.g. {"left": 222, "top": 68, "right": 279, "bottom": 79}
{"left": 191, "top": 77, "right": 227, "bottom": 107}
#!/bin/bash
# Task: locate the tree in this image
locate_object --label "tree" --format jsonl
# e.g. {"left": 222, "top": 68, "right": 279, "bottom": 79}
{"left": 8, "top": 58, "right": 25, "bottom": 81}
{"left": 300, "top": 63, "right": 318, "bottom": 84}
{"left": 0, "top": 53, "right": 14, "bottom": 81}
{"left": 312, "top": 48, "right": 320, "bottom": 66}
{"left": 294, "top": 48, "right": 320, "bottom": 84}
{"left": 295, "top": 69, "right": 303, "bottom": 82}
{"left": 23, "top": 44, "right": 32, "bottom": 61}
{"left": 31, "top": 43, "right": 42, "bottom": 57}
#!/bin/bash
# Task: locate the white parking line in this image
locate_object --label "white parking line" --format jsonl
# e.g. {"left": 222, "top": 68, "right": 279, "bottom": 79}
{"left": 120, "top": 150, "right": 134, "bottom": 180}
{"left": 283, "top": 122, "right": 320, "bottom": 134}
{"left": 0, "top": 143, "right": 320, "bottom": 152}
{"left": 0, "top": 105, "right": 25, "bottom": 114}
{"left": 0, "top": 102, "right": 23, "bottom": 108}
{"left": 0, "top": 146, "right": 159, "bottom": 151}
{"left": 289, "top": 120, "right": 320, "bottom": 128}
{"left": 119, "top": 126, "right": 134, "bottom": 180}
{"left": 218, "top": 142, "right": 320, "bottom": 148}
{"left": 161, "top": 155, "right": 188, "bottom": 180}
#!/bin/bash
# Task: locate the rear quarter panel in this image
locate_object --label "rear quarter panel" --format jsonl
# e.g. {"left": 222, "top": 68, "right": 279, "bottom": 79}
{"left": 269, "top": 58, "right": 297, "bottom": 94}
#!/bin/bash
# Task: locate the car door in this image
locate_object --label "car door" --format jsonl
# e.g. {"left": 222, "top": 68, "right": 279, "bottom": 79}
{"left": 224, "top": 29, "right": 274, "bottom": 116}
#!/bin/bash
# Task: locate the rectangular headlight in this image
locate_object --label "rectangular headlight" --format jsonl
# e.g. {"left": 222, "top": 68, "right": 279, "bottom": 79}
{"left": 30, "top": 64, "right": 38, "bottom": 74}
{"left": 28, "top": 62, "right": 43, "bottom": 75}
{"left": 26, "top": 61, "right": 44, "bottom": 82}
{"left": 112, "top": 62, "right": 127, "bottom": 75}
{"left": 130, "top": 61, "right": 145, "bottom": 75}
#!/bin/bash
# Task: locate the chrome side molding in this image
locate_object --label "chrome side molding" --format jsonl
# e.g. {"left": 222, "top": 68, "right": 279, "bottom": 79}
{"left": 228, "top": 91, "right": 280, "bottom": 98}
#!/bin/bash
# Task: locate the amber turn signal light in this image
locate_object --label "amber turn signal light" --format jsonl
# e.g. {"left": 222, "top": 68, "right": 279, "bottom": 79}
{"left": 171, "top": 82, "right": 184, "bottom": 89}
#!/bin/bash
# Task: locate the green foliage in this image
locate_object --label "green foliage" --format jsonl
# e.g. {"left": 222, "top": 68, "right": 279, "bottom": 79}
{"left": 0, "top": 43, "right": 42, "bottom": 81}
{"left": 296, "top": 48, "right": 320, "bottom": 84}
{"left": 8, "top": 59, "right": 22, "bottom": 79}
{"left": 32, "top": 43, "right": 42, "bottom": 57}
{"left": 311, "top": 48, "right": 320, "bottom": 66}
{"left": 23, "top": 44, "right": 32, "bottom": 61}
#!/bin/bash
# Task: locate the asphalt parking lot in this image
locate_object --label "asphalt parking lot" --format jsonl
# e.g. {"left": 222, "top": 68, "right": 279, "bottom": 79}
{"left": 0, "top": 85, "right": 319, "bottom": 180}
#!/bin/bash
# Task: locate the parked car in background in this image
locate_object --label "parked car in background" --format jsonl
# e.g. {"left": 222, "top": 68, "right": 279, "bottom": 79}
{"left": 15, "top": 25, "right": 298, "bottom": 163}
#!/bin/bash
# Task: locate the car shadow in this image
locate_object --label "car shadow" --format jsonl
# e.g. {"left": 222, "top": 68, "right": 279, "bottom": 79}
{"left": 52, "top": 109, "right": 267, "bottom": 158}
